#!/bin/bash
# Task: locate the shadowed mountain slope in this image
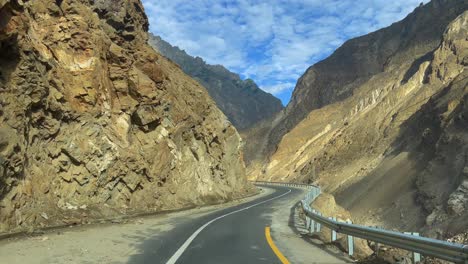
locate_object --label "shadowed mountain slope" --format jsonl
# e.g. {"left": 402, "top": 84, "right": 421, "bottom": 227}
{"left": 149, "top": 35, "right": 283, "bottom": 131}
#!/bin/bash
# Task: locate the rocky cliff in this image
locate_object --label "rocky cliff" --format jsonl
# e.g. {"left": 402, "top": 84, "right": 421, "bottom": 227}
{"left": 249, "top": 0, "right": 467, "bottom": 239}
{"left": 247, "top": 0, "right": 468, "bottom": 161}
{"left": 0, "top": 0, "right": 251, "bottom": 233}
{"left": 149, "top": 35, "right": 283, "bottom": 131}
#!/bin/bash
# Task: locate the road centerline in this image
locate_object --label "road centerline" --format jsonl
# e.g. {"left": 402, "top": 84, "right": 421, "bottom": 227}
{"left": 166, "top": 188, "right": 292, "bottom": 264}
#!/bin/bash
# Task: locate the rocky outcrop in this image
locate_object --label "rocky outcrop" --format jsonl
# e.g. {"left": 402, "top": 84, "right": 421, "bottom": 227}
{"left": 149, "top": 35, "right": 283, "bottom": 131}
{"left": 0, "top": 0, "right": 251, "bottom": 233}
{"left": 249, "top": 0, "right": 467, "bottom": 241}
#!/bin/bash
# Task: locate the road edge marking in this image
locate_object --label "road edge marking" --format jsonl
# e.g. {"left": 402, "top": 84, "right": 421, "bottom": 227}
{"left": 265, "top": 226, "right": 290, "bottom": 264}
{"left": 166, "top": 188, "right": 292, "bottom": 264}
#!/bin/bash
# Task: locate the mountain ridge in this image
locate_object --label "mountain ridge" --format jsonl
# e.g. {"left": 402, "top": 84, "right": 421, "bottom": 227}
{"left": 250, "top": 0, "right": 468, "bottom": 160}
{"left": 149, "top": 34, "right": 283, "bottom": 131}
{"left": 246, "top": 0, "right": 468, "bottom": 242}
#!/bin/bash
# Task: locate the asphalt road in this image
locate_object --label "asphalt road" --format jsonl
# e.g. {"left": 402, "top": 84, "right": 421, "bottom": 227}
{"left": 128, "top": 185, "right": 301, "bottom": 264}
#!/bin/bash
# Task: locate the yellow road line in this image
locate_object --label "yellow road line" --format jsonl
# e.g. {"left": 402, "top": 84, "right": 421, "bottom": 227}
{"left": 265, "top": 226, "right": 291, "bottom": 264}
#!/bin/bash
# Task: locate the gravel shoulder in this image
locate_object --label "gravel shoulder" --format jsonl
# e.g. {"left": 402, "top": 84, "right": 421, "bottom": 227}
{"left": 269, "top": 187, "right": 352, "bottom": 264}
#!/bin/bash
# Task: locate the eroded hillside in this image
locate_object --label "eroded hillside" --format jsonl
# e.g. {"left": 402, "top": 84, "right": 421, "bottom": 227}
{"left": 249, "top": 0, "right": 467, "bottom": 237}
{"left": 246, "top": 0, "right": 468, "bottom": 163}
{"left": 0, "top": 0, "right": 251, "bottom": 233}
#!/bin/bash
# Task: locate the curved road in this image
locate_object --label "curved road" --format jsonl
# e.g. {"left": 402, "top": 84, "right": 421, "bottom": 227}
{"left": 129, "top": 185, "right": 301, "bottom": 264}
{"left": 0, "top": 185, "right": 350, "bottom": 263}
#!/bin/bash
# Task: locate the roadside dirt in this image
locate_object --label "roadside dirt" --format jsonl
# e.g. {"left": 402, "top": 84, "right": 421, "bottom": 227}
{"left": 0, "top": 187, "right": 274, "bottom": 264}
{"left": 269, "top": 188, "right": 352, "bottom": 264}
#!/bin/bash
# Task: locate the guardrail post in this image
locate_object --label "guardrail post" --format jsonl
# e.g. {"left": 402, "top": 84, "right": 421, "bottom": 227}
{"left": 404, "top": 232, "right": 421, "bottom": 262}
{"left": 347, "top": 219, "right": 354, "bottom": 256}
{"left": 316, "top": 212, "right": 322, "bottom": 232}
{"left": 310, "top": 210, "right": 316, "bottom": 233}
{"left": 374, "top": 226, "right": 380, "bottom": 256}
{"left": 331, "top": 217, "right": 337, "bottom": 241}
{"left": 412, "top": 233, "right": 421, "bottom": 263}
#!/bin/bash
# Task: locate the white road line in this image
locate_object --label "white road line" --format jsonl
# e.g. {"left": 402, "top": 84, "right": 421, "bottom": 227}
{"left": 166, "top": 188, "right": 292, "bottom": 264}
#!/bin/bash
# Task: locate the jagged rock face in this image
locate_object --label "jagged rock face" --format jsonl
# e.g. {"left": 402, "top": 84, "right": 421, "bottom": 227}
{"left": 0, "top": 0, "right": 250, "bottom": 232}
{"left": 247, "top": 0, "right": 468, "bottom": 160}
{"left": 251, "top": 0, "right": 467, "bottom": 236}
{"left": 149, "top": 35, "right": 283, "bottom": 131}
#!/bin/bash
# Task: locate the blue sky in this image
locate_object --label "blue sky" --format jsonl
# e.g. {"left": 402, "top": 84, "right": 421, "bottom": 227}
{"left": 142, "top": 0, "right": 427, "bottom": 105}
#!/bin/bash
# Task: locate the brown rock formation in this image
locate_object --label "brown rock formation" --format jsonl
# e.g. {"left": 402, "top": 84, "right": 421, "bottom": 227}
{"left": 0, "top": 0, "right": 250, "bottom": 233}
{"left": 248, "top": 0, "right": 467, "bottom": 240}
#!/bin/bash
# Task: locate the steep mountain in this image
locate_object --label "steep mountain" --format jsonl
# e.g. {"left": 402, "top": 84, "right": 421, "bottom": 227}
{"left": 248, "top": 0, "right": 468, "bottom": 237}
{"left": 248, "top": 0, "right": 468, "bottom": 161}
{"left": 0, "top": 0, "right": 251, "bottom": 233}
{"left": 149, "top": 35, "right": 283, "bottom": 131}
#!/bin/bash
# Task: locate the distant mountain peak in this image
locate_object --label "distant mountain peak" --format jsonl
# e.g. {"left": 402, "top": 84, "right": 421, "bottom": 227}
{"left": 149, "top": 34, "right": 283, "bottom": 131}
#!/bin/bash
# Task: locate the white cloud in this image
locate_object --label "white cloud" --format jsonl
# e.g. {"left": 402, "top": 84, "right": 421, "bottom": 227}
{"left": 141, "top": 0, "right": 428, "bottom": 103}
{"left": 261, "top": 83, "right": 296, "bottom": 95}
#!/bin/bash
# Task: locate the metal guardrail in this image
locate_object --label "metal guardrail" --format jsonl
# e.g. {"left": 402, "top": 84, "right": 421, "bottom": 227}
{"left": 253, "top": 181, "right": 468, "bottom": 263}
{"left": 253, "top": 181, "right": 312, "bottom": 188}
